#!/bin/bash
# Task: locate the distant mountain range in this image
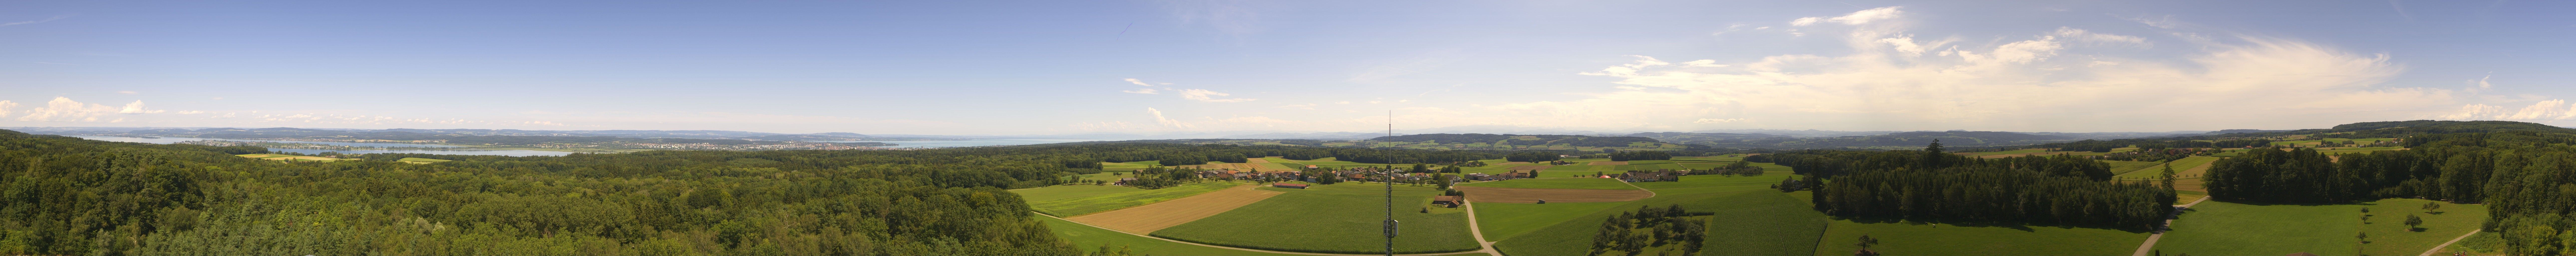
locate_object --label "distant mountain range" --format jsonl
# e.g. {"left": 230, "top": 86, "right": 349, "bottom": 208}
{"left": 3, "top": 124, "right": 2302, "bottom": 150}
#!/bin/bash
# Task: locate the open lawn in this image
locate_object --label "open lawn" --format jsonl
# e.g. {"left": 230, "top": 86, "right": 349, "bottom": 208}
{"left": 1492, "top": 188, "right": 1813, "bottom": 256}
{"left": 1702, "top": 190, "right": 1829, "bottom": 256}
{"left": 2104, "top": 160, "right": 2163, "bottom": 176}
{"left": 1472, "top": 201, "right": 1628, "bottom": 242}
{"left": 1450, "top": 186, "right": 1652, "bottom": 203}
{"left": 1149, "top": 183, "right": 1479, "bottom": 254}
{"left": 2152, "top": 198, "right": 2486, "bottom": 256}
{"left": 2116, "top": 156, "right": 2220, "bottom": 179}
{"left": 1066, "top": 184, "right": 1283, "bottom": 234}
{"left": 1038, "top": 217, "right": 1312, "bottom": 256}
{"left": 1457, "top": 177, "right": 1636, "bottom": 190}
{"left": 1814, "top": 218, "right": 2144, "bottom": 256}
{"left": 394, "top": 157, "right": 452, "bottom": 164}
{"left": 1014, "top": 184, "right": 1148, "bottom": 202}
{"left": 1101, "top": 160, "right": 1158, "bottom": 171}
{"left": 1029, "top": 182, "right": 1236, "bottom": 216}
{"left": 1628, "top": 170, "right": 1793, "bottom": 189}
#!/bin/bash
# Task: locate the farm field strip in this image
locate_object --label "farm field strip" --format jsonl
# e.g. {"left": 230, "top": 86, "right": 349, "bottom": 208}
{"left": 1066, "top": 184, "right": 1285, "bottom": 234}
{"left": 1449, "top": 186, "right": 1651, "bottom": 203}
{"left": 1030, "top": 182, "right": 1237, "bottom": 216}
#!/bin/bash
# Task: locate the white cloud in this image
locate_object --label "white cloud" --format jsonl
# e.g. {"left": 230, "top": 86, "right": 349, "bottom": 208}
{"left": 0, "top": 15, "right": 70, "bottom": 28}
{"left": 1792, "top": 6, "right": 1903, "bottom": 26}
{"left": 0, "top": 100, "right": 15, "bottom": 118}
{"left": 118, "top": 100, "right": 165, "bottom": 114}
{"left": 1469, "top": 22, "right": 2458, "bottom": 132}
{"left": 1146, "top": 108, "right": 1194, "bottom": 129}
{"left": 15, "top": 97, "right": 124, "bottom": 122}
{"left": 1124, "top": 78, "right": 1163, "bottom": 86}
{"left": 1123, "top": 88, "right": 1161, "bottom": 94}
{"left": 1178, "top": 89, "right": 1257, "bottom": 102}
{"left": 2053, "top": 27, "right": 2148, "bottom": 46}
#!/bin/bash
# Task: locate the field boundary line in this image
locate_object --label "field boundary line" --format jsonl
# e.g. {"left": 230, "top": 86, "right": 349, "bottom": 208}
{"left": 2419, "top": 230, "right": 2479, "bottom": 256}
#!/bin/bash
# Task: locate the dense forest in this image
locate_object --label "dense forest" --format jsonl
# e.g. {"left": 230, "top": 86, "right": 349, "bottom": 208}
{"left": 1768, "top": 142, "right": 2170, "bottom": 229}
{"left": 0, "top": 130, "right": 1509, "bottom": 256}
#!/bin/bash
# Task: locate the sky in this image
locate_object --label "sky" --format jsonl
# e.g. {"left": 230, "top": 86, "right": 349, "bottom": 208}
{"left": 4, "top": 0, "right": 2575, "bottom": 135}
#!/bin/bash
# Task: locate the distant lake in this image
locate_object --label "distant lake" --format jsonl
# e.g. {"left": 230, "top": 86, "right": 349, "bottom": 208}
{"left": 266, "top": 148, "right": 574, "bottom": 156}
{"left": 66, "top": 135, "right": 569, "bottom": 156}
{"left": 822, "top": 138, "right": 1104, "bottom": 148}
{"left": 66, "top": 136, "right": 463, "bottom": 148}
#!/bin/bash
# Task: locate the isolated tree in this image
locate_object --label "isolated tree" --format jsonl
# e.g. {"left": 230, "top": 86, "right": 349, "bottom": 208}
{"left": 2356, "top": 232, "right": 2369, "bottom": 243}
{"left": 1853, "top": 234, "right": 1882, "bottom": 256}
{"left": 2404, "top": 214, "right": 2424, "bottom": 231}
{"left": 2422, "top": 202, "right": 2443, "bottom": 214}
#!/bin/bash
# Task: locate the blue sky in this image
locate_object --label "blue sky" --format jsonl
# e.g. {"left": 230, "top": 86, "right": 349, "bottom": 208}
{"left": 4, "top": 0, "right": 2573, "bottom": 135}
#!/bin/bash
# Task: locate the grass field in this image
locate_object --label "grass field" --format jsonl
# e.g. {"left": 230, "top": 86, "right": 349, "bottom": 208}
{"left": 235, "top": 154, "right": 346, "bottom": 162}
{"left": 1628, "top": 170, "right": 1793, "bottom": 189}
{"left": 1492, "top": 188, "right": 1818, "bottom": 256}
{"left": 1067, "top": 184, "right": 1282, "bottom": 234}
{"left": 1957, "top": 148, "right": 2051, "bottom": 157}
{"left": 2115, "top": 156, "right": 2220, "bottom": 179}
{"left": 1813, "top": 218, "right": 2144, "bottom": 256}
{"left": 1698, "top": 190, "right": 1829, "bottom": 256}
{"left": 1472, "top": 201, "right": 1628, "bottom": 242}
{"left": 1029, "top": 182, "right": 1236, "bottom": 216}
{"left": 1014, "top": 184, "right": 1149, "bottom": 202}
{"left": 1456, "top": 178, "right": 1636, "bottom": 190}
{"left": 1038, "top": 217, "right": 1313, "bottom": 256}
{"left": 395, "top": 157, "right": 452, "bottom": 164}
{"left": 1149, "top": 183, "right": 1479, "bottom": 254}
{"left": 2104, "top": 160, "right": 2163, "bottom": 176}
{"left": 1101, "top": 160, "right": 1159, "bottom": 171}
{"left": 2152, "top": 198, "right": 2487, "bottom": 256}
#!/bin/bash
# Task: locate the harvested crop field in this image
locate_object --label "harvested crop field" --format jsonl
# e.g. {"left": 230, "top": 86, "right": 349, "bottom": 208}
{"left": 1584, "top": 161, "right": 1628, "bottom": 165}
{"left": 1064, "top": 184, "right": 1284, "bottom": 234}
{"left": 1451, "top": 186, "right": 1651, "bottom": 203}
{"left": 1244, "top": 158, "right": 1272, "bottom": 163}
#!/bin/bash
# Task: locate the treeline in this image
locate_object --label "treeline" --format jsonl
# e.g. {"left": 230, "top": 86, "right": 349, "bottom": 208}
{"left": 1776, "top": 141, "right": 2170, "bottom": 229}
{"left": 2188, "top": 126, "right": 2576, "bottom": 254}
{"left": 1367, "top": 134, "right": 1663, "bottom": 147}
{"left": 1606, "top": 150, "right": 1670, "bottom": 161}
{"left": 1076, "top": 144, "right": 1502, "bottom": 166}
{"left": 1504, "top": 152, "right": 1562, "bottom": 162}
{"left": 0, "top": 130, "right": 1306, "bottom": 256}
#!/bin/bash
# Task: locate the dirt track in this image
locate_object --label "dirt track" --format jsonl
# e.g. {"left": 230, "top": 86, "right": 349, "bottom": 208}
{"left": 1452, "top": 186, "right": 1652, "bottom": 203}
{"left": 1065, "top": 184, "right": 1283, "bottom": 234}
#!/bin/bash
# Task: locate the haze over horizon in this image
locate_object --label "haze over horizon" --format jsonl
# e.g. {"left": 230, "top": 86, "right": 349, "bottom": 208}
{"left": 8, "top": 1, "right": 2576, "bottom": 135}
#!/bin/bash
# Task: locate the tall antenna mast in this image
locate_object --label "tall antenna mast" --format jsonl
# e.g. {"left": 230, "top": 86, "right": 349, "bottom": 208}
{"left": 1386, "top": 110, "right": 1393, "bottom": 138}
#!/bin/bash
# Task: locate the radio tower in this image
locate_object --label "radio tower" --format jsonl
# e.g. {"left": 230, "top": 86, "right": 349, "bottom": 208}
{"left": 1382, "top": 109, "right": 1396, "bottom": 256}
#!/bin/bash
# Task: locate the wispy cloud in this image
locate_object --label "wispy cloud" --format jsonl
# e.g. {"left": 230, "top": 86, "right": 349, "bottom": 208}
{"left": 14, "top": 97, "right": 125, "bottom": 122}
{"left": 1177, "top": 89, "right": 1256, "bottom": 102}
{"left": 1792, "top": 6, "right": 1902, "bottom": 26}
{"left": 0, "top": 15, "right": 70, "bottom": 28}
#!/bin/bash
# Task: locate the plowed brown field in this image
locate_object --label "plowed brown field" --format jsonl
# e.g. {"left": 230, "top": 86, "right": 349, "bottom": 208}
{"left": 1064, "top": 184, "right": 1283, "bottom": 234}
{"left": 1451, "top": 186, "right": 1652, "bottom": 203}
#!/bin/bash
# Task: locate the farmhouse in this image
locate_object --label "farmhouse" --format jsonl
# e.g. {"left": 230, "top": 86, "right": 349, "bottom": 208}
{"left": 1272, "top": 183, "right": 1309, "bottom": 189}
{"left": 1464, "top": 173, "right": 1493, "bottom": 181}
{"left": 1115, "top": 178, "right": 1139, "bottom": 185}
{"left": 1431, "top": 196, "right": 1462, "bottom": 207}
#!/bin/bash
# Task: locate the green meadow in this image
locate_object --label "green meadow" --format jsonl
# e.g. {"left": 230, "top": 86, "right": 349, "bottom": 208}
{"left": 1492, "top": 188, "right": 1820, "bottom": 256}
{"left": 2103, "top": 160, "right": 2163, "bottom": 176}
{"left": 1456, "top": 177, "right": 1636, "bottom": 190}
{"left": 395, "top": 157, "right": 452, "bottom": 164}
{"left": 1038, "top": 217, "right": 1311, "bottom": 256}
{"left": 2115, "top": 156, "right": 2220, "bottom": 179}
{"left": 1812, "top": 219, "right": 2144, "bottom": 256}
{"left": 1471, "top": 201, "right": 1628, "bottom": 242}
{"left": 1150, "top": 183, "right": 1478, "bottom": 254}
{"left": 1027, "top": 182, "right": 1235, "bottom": 216}
{"left": 2152, "top": 198, "right": 2486, "bottom": 256}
